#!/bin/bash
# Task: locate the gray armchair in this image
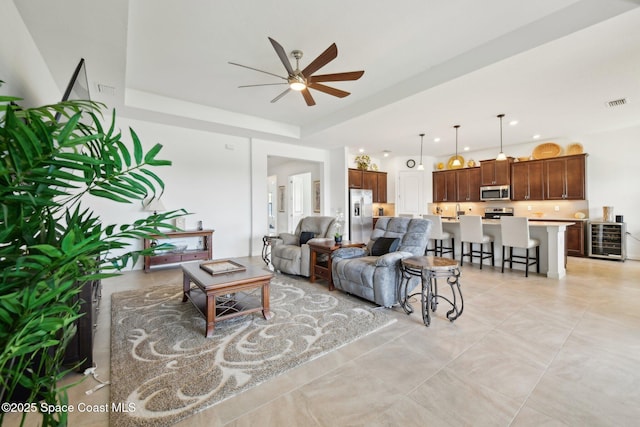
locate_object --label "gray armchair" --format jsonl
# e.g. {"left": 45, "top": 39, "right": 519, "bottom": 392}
{"left": 331, "top": 217, "right": 432, "bottom": 307}
{"left": 271, "top": 216, "right": 338, "bottom": 277}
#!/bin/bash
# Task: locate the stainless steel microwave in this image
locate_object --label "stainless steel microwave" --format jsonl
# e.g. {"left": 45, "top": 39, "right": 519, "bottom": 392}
{"left": 480, "top": 185, "right": 510, "bottom": 201}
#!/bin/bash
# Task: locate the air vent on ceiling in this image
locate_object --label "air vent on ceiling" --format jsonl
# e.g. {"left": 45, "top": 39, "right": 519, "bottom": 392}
{"left": 606, "top": 98, "right": 627, "bottom": 108}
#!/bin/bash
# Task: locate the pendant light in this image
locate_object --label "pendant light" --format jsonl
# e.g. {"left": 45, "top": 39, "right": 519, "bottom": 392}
{"left": 496, "top": 113, "right": 507, "bottom": 161}
{"left": 417, "top": 133, "right": 425, "bottom": 170}
{"left": 452, "top": 125, "right": 461, "bottom": 167}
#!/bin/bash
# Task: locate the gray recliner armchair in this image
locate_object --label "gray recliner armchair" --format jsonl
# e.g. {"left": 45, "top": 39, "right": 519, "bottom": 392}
{"left": 331, "top": 217, "right": 432, "bottom": 307}
{"left": 271, "top": 216, "right": 338, "bottom": 277}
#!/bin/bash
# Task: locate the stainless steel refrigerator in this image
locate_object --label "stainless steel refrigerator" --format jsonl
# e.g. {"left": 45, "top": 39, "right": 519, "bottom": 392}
{"left": 349, "top": 189, "right": 373, "bottom": 243}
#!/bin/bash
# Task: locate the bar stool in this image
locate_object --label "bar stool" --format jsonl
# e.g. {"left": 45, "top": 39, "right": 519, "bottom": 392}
{"left": 423, "top": 215, "right": 455, "bottom": 258}
{"left": 459, "top": 215, "right": 494, "bottom": 269}
{"left": 398, "top": 256, "right": 463, "bottom": 327}
{"left": 500, "top": 216, "right": 540, "bottom": 277}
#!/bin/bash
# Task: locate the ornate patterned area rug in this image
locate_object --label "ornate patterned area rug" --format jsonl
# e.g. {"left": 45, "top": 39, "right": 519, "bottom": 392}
{"left": 110, "top": 276, "right": 395, "bottom": 426}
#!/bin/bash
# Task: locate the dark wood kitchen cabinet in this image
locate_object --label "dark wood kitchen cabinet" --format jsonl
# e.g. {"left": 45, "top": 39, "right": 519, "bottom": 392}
{"left": 480, "top": 158, "right": 512, "bottom": 186}
{"left": 544, "top": 154, "right": 586, "bottom": 200}
{"left": 362, "top": 171, "right": 377, "bottom": 193}
{"left": 376, "top": 172, "right": 387, "bottom": 202}
{"left": 566, "top": 221, "right": 586, "bottom": 257}
{"left": 511, "top": 160, "right": 544, "bottom": 201}
{"left": 348, "top": 169, "right": 363, "bottom": 188}
{"left": 348, "top": 169, "right": 387, "bottom": 202}
{"left": 531, "top": 219, "right": 586, "bottom": 257}
{"left": 456, "top": 167, "right": 481, "bottom": 202}
{"left": 433, "top": 170, "right": 456, "bottom": 202}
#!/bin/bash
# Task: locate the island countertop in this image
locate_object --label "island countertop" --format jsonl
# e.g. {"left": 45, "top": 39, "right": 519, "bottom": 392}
{"left": 439, "top": 218, "right": 572, "bottom": 279}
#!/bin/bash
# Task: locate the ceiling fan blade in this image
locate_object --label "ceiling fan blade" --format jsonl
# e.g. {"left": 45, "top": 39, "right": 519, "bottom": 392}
{"left": 309, "top": 70, "right": 364, "bottom": 83}
{"left": 271, "top": 88, "right": 291, "bottom": 103}
{"left": 301, "top": 88, "right": 316, "bottom": 106}
{"left": 308, "top": 83, "right": 350, "bottom": 98}
{"left": 239, "top": 83, "right": 288, "bottom": 88}
{"left": 268, "top": 37, "right": 295, "bottom": 76}
{"left": 228, "top": 62, "right": 286, "bottom": 80}
{"left": 301, "top": 43, "right": 338, "bottom": 77}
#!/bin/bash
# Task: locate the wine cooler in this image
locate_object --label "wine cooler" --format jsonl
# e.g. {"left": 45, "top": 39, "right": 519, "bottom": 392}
{"left": 588, "top": 221, "right": 626, "bottom": 261}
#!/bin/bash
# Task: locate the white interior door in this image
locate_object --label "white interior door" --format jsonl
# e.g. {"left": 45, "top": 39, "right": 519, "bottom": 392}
{"left": 288, "top": 172, "right": 311, "bottom": 232}
{"left": 397, "top": 171, "right": 424, "bottom": 216}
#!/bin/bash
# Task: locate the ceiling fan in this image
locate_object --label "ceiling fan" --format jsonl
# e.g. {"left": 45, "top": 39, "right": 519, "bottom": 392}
{"left": 229, "top": 37, "right": 364, "bottom": 106}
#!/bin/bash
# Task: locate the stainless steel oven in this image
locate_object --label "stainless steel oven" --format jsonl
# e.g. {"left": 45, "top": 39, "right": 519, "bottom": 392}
{"left": 483, "top": 207, "right": 514, "bottom": 219}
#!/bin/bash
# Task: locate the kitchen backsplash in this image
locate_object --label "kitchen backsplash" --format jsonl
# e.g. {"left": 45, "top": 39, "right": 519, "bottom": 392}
{"left": 428, "top": 200, "right": 590, "bottom": 220}
{"left": 373, "top": 203, "right": 395, "bottom": 217}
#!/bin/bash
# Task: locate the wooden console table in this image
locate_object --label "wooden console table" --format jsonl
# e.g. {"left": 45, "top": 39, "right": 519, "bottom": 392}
{"left": 143, "top": 229, "right": 214, "bottom": 272}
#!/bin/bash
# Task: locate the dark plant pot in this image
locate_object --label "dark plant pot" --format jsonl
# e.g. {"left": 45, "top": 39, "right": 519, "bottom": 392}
{"left": 334, "top": 236, "right": 342, "bottom": 244}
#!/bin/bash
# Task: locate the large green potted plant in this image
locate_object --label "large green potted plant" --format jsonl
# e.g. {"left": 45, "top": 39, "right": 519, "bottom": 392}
{"left": 0, "top": 83, "right": 184, "bottom": 426}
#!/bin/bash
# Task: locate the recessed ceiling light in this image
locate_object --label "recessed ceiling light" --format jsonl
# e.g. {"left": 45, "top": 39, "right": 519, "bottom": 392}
{"left": 464, "top": 146, "right": 470, "bottom": 151}
{"left": 359, "top": 148, "right": 365, "bottom": 153}
{"left": 383, "top": 150, "right": 390, "bottom": 157}
{"left": 533, "top": 134, "right": 541, "bottom": 139}
{"left": 434, "top": 137, "right": 441, "bottom": 142}
{"left": 509, "top": 120, "right": 518, "bottom": 126}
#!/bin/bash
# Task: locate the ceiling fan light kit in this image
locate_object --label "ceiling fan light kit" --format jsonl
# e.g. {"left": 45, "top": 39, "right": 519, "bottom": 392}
{"left": 230, "top": 37, "right": 364, "bottom": 106}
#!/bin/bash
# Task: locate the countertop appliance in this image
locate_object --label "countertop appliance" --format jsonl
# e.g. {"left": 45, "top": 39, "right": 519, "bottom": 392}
{"left": 349, "top": 189, "right": 373, "bottom": 243}
{"left": 480, "top": 185, "right": 510, "bottom": 201}
{"left": 483, "top": 207, "right": 514, "bottom": 219}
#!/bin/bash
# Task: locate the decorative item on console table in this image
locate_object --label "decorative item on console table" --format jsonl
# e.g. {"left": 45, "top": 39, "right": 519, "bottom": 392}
{"left": 143, "top": 229, "right": 214, "bottom": 272}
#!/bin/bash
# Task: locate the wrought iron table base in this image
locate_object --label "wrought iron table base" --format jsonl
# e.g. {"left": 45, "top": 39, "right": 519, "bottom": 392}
{"left": 398, "top": 257, "right": 463, "bottom": 326}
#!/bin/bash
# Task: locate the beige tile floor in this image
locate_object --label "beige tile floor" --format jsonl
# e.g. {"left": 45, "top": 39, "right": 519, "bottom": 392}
{"left": 9, "top": 256, "right": 640, "bottom": 426}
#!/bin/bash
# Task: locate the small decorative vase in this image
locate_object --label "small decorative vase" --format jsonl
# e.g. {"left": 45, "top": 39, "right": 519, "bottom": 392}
{"left": 334, "top": 236, "right": 342, "bottom": 244}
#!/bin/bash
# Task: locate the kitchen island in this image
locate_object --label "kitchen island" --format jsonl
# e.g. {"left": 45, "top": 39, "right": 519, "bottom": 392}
{"left": 441, "top": 218, "right": 574, "bottom": 279}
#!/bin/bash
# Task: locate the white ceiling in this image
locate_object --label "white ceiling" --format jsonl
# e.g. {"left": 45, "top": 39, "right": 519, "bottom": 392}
{"left": 14, "top": 0, "right": 640, "bottom": 158}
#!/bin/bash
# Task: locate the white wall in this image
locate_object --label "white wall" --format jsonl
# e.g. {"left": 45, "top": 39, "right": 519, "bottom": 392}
{"left": 85, "top": 118, "right": 253, "bottom": 263}
{"left": 0, "top": 0, "right": 59, "bottom": 105}
{"left": 580, "top": 125, "right": 640, "bottom": 259}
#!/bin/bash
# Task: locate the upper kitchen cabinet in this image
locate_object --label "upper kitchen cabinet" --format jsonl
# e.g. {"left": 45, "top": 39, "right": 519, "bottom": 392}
{"left": 544, "top": 154, "right": 586, "bottom": 200}
{"left": 348, "top": 168, "right": 363, "bottom": 188}
{"left": 433, "top": 170, "right": 457, "bottom": 202}
{"left": 456, "top": 167, "right": 481, "bottom": 202}
{"left": 376, "top": 172, "right": 387, "bottom": 203}
{"left": 349, "top": 168, "right": 387, "bottom": 202}
{"left": 511, "top": 160, "right": 544, "bottom": 201}
{"left": 480, "top": 158, "right": 513, "bottom": 186}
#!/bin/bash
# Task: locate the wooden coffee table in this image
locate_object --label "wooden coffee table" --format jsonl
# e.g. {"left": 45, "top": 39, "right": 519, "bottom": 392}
{"left": 308, "top": 239, "right": 366, "bottom": 290}
{"left": 182, "top": 260, "right": 274, "bottom": 337}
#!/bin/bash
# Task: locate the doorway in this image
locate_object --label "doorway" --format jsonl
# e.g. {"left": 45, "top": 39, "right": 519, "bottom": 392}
{"left": 267, "top": 174, "right": 277, "bottom": 233}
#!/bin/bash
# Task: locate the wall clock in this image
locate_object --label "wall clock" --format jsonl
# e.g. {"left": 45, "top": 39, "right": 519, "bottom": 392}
{"left": 406, "top": 159, "right": 416, "bottom": 168}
